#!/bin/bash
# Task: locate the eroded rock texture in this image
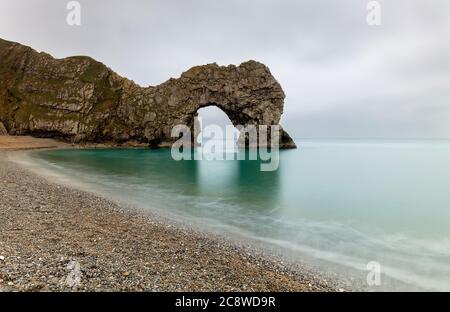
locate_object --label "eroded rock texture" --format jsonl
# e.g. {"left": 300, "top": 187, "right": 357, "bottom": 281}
{"left": 0, "top": 121, "right": 7, "bottom": 135}
{"left": 0, "top": 38, "right": 296, "bottom": 148}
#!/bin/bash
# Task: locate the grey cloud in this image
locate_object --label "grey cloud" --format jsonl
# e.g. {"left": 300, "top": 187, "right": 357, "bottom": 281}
{"left": 0, "top": 0, "right": 449, "bottom": 138}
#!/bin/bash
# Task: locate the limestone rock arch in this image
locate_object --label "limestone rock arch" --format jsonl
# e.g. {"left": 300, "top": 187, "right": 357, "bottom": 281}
{"left": 128, "top": 60, "right": 296, "bottom": 148}
{"left": 0, "top": 38, "right": 296, "bottom": 148}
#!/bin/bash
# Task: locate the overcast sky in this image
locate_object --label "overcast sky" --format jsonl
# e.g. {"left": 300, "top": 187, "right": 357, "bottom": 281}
{"left": 1, "top": 0, "right": 449, "bottom": 138}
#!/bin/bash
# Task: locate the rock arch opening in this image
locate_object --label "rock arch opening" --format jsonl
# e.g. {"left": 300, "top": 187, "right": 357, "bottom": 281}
{"left": 195, "top": 106, "right": 239, "bottom": 148}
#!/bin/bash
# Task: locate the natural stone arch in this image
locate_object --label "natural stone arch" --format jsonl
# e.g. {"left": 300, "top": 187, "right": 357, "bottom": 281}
{"left": 141, "top": 60, "right": 297, "bottom": 148}
{"left": 0, "top": 38, "right": 296, "bottom": 148}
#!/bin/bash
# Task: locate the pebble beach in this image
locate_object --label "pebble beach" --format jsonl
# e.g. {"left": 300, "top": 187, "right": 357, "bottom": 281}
{"left": 0, "top": 136, "right": 339, "bottom": 292}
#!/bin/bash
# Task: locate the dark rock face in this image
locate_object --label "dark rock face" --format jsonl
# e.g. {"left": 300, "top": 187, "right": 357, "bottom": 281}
{"left": 0, "top": 121, "right": 7, "bottom": 135}
{"left": 0, "top": 38, "right": 296, "bottom": 148}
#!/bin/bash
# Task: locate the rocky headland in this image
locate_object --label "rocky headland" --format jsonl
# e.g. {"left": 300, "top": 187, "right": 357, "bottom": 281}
{"left": 0, "top": 38, "right": 296, "bottom": 148}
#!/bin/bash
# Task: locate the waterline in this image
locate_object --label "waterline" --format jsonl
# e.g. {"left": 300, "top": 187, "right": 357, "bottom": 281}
{"left": 29, "top": 139, "right": 450, "bottom": 291}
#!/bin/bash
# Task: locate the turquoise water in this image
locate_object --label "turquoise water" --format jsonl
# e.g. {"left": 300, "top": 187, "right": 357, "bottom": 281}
{"left": 32, "top": 139, "right": 450, "bottom": 291}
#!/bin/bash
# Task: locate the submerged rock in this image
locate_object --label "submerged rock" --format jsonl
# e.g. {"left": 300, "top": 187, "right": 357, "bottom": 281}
{"left": 0, "top": 38, "right": 296, "bottom": 148}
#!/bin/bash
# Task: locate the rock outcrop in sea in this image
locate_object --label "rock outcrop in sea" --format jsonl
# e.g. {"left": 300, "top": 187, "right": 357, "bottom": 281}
{"left": 0, "top": 38, "right": 296, "bottom": 148}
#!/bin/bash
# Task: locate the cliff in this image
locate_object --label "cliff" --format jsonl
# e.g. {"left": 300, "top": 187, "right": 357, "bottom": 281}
{"left": 0, "top": 38, "right": 296, "bottom": 148}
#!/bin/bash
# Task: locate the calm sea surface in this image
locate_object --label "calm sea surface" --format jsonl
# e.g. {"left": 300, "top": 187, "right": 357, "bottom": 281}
{"left": 32, "top": 139, "right": 450, "bottom": 291}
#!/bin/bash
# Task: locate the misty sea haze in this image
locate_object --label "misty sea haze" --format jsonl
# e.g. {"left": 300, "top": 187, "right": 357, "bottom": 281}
{"left": 31, "top": 139, "right": 450, "bottom": 291}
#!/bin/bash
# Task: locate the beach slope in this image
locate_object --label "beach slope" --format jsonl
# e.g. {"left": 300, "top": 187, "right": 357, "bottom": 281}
{"left": 0, "top": 137, "right": 332, "bottom": 291}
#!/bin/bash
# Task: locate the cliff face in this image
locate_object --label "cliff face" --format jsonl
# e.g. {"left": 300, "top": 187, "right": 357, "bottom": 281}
{"left": 0, "top": 121, "right": 7, "bottom": 135}
{"left": 0, "top": 38, "right": 296, "bottom": 148}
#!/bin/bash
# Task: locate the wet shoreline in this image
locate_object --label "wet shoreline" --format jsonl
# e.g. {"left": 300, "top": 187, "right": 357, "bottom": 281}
{"left": 0, "top": 148, "right": 340, "bottom": 291}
